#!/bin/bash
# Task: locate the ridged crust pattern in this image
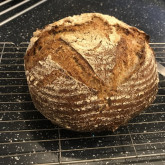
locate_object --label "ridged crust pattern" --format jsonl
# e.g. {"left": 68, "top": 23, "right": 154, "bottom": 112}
{"left": 24, "top": 13, "right": 158, "bottom": 132}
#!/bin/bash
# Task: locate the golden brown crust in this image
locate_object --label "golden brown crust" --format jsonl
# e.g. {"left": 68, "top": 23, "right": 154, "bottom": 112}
{"left": 24, "top": 13, "right": 158, "bottom": 132}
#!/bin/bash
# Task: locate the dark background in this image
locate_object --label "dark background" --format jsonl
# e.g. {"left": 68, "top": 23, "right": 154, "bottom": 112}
{"left": 0, "top": 0, "right": 165, "bottom": 44}
{"left": 0, "top": 1, "right": 165, "bottom": 164}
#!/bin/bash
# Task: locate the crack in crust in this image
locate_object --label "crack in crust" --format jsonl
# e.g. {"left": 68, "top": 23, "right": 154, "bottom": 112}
{"left": 25, "top": 15, "right": 148, "bottom": 99}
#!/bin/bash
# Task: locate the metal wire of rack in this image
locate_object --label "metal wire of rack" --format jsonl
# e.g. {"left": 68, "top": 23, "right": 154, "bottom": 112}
{"left": 0, "top": 42, "right": 165, "bottom": 165}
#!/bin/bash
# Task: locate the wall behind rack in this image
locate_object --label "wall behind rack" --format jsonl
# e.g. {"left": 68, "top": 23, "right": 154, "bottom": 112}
{"left": 0, "top": 0, "right": 165, "bottom": 44}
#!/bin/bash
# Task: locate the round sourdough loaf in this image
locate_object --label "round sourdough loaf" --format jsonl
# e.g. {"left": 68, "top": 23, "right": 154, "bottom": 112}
{"left": 24, "top": 13, "right": 159, "bottom": 132}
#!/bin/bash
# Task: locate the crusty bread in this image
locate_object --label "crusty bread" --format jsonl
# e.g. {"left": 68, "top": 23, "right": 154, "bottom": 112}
{"left": 24, "top": 13, "right": 159, "bottom": 132}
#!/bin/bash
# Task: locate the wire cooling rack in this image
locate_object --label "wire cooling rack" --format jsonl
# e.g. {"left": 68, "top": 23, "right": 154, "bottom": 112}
{"left": 0, "top": 42, "right": 165, "bottom": 165}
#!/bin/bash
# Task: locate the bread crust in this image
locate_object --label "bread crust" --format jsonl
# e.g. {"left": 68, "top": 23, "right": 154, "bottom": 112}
{"left": 24, "top": 13, "right": 158, "bottom": 132}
